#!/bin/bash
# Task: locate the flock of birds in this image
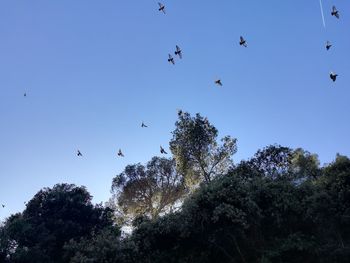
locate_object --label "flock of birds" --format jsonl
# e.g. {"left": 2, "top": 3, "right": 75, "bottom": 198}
{"left": 75, "top": 120, "right": 167, "bottom": 159}
{"left": 329, "top": 5, "right": 341, "bottom": 82}
{"left": 0, "top": 3, "right": 344, "bottom": 210}
{"left": 162, "top": 3, "right": 341, "bottom": 85}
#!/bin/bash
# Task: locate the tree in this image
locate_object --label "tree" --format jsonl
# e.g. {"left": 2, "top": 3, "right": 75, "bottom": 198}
{"left": 236, "top": 145, "right": 320, "bottom": 181}
{"left": 122, "top": 147, "right": 344, "bottom": 263}
{"left": 63, "top": 226, "right": 121, "bottom": 263}
{"left": 306, "top": 154, "right": 350, "bottom": 262}
{"left": 111, "top": 157, "right": 186, "bottom": 220}
{"left": 0, "top": 184, "right": 115, "bottom": 262}
{"left": 243, "top": 145, "right": 293, "bottom": 179}
{"left": 290, "top": 148, "right": 320, "bottom": 180}
{"left": 0, "top": 222, "right": 12, "bottom": 262}
{"left": 3, "top": 145, "right": 350, "bottom": 263}
{"left": 170, "top": 112, "right": 237, "bottom": 184}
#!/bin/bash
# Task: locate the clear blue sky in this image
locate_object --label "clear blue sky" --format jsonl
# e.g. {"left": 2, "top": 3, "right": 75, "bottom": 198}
{"left": 1, "top": 0, "right": 349, "bottom": 220}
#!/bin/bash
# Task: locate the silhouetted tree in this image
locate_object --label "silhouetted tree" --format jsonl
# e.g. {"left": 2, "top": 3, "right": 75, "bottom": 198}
{"left": 236, "top": 145, "right": 320, "bottom": 181}
{"left": 0, "top": 184, "right": 115, "bottom": 262}
{"left": 305, "top": 154, "right": 350, "bottom": 262}
{"left": 2, "top": 147, "right": 350, "bottom": 263}
{"left": 63, "top": 226, "right": 121, "bottom": 263}
{"left": 116, "top": 149, "right": 349, "bottom": 263}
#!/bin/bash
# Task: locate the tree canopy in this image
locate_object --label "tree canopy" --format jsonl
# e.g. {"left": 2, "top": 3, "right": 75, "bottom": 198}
{"left": 111, "top": 150, "right": 350, "bottom": 263}
{"left": 170, "top": 111, "right": 237, "bottom": 184}
{"left": 1, "top": 115, "right": 349, "bottom": 263}
{"left": 1, "top": 150, "right": 349, "bottom": 263}
{"left": 111, "top": 157, "right": 186, "bottom": 221}
{"left": 0, "top": 184, "right": 116, "bottom": 263}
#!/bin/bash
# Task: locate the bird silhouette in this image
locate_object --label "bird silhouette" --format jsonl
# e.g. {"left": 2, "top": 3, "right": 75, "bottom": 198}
{"left": 160, "top": 146, "right": 168, "bottom": 154}
{"left": 141, "top": 122, "right": 148, "bottom": 128}
{"left": 158, "top": 2, "right": 166, "bottom": 14}
{"left": 330, "top": 72, "right": 338, "bottom": 82}
{"left": 24, "top": 92, "right": 27, "bottom": 97}
{"left": 117, "top": 149, "right": 124, "bottom": 157}
{"left": 326, "top": 41, "right": 332, "bottom": 50}
{"left": 1, "top": 204, "right": 5, "bottom": 208}
{"left": 215, "top": 79, "right": 223, "bottom": 86}
{"left": 77, "top": 150, "right": 83, "bottom": 157}
{"left": 239, "top": 36, "right": 247, "bottom": 47}
{"left": 175, "top": 45, "right": 182, "bottom": 59}
{"left": 168, "top": 54, "right": 175, "bottom": 65}
{"left": 331, "top": 6, "right": 339, "bottom": 19}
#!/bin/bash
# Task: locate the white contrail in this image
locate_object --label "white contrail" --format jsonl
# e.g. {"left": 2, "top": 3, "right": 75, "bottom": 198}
{"left": 319, "top": 0, "right": 326, "bottom": 28}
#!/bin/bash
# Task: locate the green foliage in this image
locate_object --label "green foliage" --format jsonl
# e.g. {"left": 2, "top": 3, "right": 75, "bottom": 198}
{"left": 1, "top": 144, "right": 350, "bottom": 263}
{"left": 111, "top": 157, "right": 186, "bottom": 220}
{"left": 290, "top": 148, "right": 320, "bottom": 179}
{"left": 0, "top": 184, "right": 115, "bottom": 262}
{"left": 235, "top": 145, "right": 320, "bottom": 182}
{"left": 305, "top": 154, "right": 350, "bottom": 262}
{"left": 117, "top": 147, "right": 350, "bottom": 263}
{"left": 63, "top": 226, "right": 121, "bottom": 263}
{"left": 170, "top": 112, "right": 237, "bottom": 184}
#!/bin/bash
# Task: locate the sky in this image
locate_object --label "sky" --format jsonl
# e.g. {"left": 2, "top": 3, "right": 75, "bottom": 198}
{"left": 0, "top": 0, "right": 349, "bottom": 221}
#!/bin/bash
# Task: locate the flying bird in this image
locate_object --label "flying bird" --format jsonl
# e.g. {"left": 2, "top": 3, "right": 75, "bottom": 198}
{"left": 1, "top": 204, "right": 5, "bottom": 208}
{"left": 77, "top": 150, "right": 83, "bottom": 157}
{"left": 330, "top": 72, "right": 338, "bottom": 82}
{"left": 175, "top": 45, "right": 182, "bottom": 59}
{"left": 326, "top": 41, "right": 332, "bottom": 50}
{"left": 158, "top": 2, "right": 166, "bottom": 14}
{"left": 168, "top": 54, "right": 175, "bottom": 65}
{"left": 141, "top": 122, "right": 148, "bottom": 128}
{"left": 24, "top": 92, "right": 27, "bottom": 97}
{"left": 117, "top": 149, "right": 124, "bottom": 157}
{"left": 160, "top": 146, "right": 167, "bottom": 154}
{"left": 331, "top": 6, "right": 339, "bottom": 19}
{"left": 215, "top": 79, "right": 223, "bottom": 86}
{"left": 239, "top": 36, "right": 247, "bottom": 47}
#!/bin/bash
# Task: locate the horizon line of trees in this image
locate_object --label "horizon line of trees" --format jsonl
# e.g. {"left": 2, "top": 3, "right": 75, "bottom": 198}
{"left": 1, "top": 111, "right": 349, "bottom": 262}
